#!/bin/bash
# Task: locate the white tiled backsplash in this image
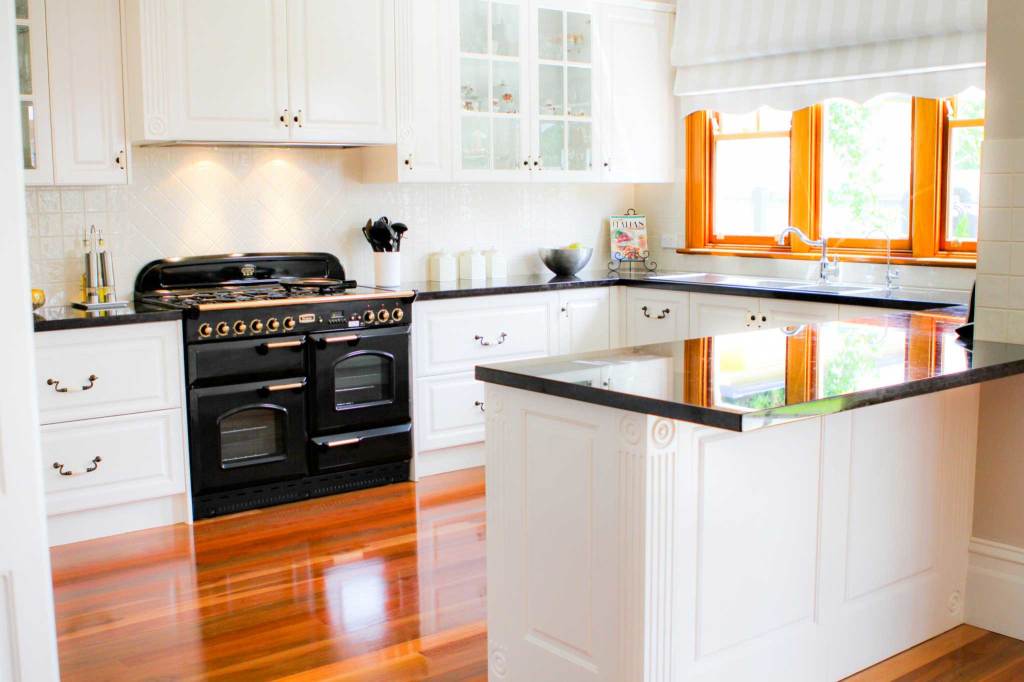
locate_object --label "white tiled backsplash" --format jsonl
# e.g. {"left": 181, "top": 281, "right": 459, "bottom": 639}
{"left": 974, "top": 138, "right": 1024, "bottom": 342}
{"left": 26, "top": 146, "right": 633, "bottom": 306}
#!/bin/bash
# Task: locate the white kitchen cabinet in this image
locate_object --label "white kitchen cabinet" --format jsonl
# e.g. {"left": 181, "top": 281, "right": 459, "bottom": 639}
{"left": 363, "top": 0, "right": 453, "bottom": 182}
{"left": 16, "top": 0, "right": 53, "bottom": 184}
{"left": 558, "top": 287, "right": 610, "bottom": 353}
{"left": 287, "top": 0, "right": 396, "bottom": 144}
{"left": 597, "top": 2, "right": 675, "bottom": 183}
{"left": 125, "top": 0, "right": 395, "bottom": 145}
{"left": 35, "top": 321, "right": 190, "bottom": 546}
{"left": 414, "top": 371, "right": 486, "bottom": 452}
{"left": 45, "top": 0, "right": 128, "bottom": 184}
{"left": 689, "top": 292, "right": 839, "bottom": 337}
{"left": 625, "top": 287, "right": 689, "bottom": 345}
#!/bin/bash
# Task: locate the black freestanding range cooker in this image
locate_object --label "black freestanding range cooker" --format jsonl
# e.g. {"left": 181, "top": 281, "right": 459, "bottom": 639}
{"left": 135, "top": 253, "right": 415, "bottom": 518}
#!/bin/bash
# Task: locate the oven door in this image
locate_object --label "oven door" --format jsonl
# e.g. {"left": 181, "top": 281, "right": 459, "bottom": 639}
{"left": 310, "top": 326, "right": 410, "bottom": 434}
{"left": 189, "top": 378, "right": 309, "bottom": 493}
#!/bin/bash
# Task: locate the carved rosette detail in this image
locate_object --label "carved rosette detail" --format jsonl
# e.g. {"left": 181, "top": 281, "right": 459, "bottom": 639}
{"left": 490, "top": 645, "right": 509, "bottom": 678}
{"left": 650, "top": 419, "right": 676, "bottom": 449}
{"left": 620, "top": 415, "right": 643, "bottom": 446}
{"left": 147, "top": 116, "right": 167, "bottom": 137}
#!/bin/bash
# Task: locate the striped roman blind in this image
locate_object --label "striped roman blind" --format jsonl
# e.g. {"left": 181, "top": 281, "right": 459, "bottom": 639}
{"left": 672, "top": 0, "right": 988, "bottom": 114}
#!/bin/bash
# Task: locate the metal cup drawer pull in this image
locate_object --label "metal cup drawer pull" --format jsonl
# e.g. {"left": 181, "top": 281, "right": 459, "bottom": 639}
{"left": 474, "top": 332, "right": 508, "bottom": 347}
{"left": 52, "top": 456, "right": 102, "bottom": 476}
{"left": 474, "top": 400, "right": 485, "bottom": 413}
{"left": 47, "top": 374, "right": 98, "bottom": 393}
{"left": 641, "top": 306, "right": 670, "bottom": 320}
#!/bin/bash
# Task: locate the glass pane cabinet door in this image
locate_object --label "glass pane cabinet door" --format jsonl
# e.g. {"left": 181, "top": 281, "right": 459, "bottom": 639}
{"left": 533, "top": 6, "right": 594, "bottom": 176}
{"left": 457, "top": 0, "right": 526, "bottom": 175}
{"left": 14, "top": 0, "right": 49, "bottom": 180}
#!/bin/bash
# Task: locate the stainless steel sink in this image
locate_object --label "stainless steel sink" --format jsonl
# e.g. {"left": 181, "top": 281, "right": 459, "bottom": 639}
{"left": 647, "top": 273, "right": 884, "bottom": 296}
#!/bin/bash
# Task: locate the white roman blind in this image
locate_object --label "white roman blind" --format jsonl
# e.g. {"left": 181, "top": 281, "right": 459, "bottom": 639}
{"left": 672, "top": 0, "right": 988, "bottom": 114}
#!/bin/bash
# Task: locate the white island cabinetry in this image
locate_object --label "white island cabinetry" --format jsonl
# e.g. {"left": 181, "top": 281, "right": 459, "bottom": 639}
{"left": 483, "top": 383, "right": 978, "bottom": 681}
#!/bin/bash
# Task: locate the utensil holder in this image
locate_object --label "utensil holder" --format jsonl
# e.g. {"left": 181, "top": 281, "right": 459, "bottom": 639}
{"left": 374, "top": 252, "right": 402, "bottom": 287}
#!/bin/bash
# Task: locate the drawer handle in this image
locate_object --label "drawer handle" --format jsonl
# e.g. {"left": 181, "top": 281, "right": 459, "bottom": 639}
{"left": 259, "top": 339, "right": 305, "bottom": 353}
{"left": 474, "top": 400, "right": 485, "bottom": 413}
{"left": 47, "top": 374, "right": 98, "bottom": 393}
{"left": 474, "top": 332, "right": 508, "bottom": 347}
{"left": 53, "top": 456, "right": 102, "bottom": 476}
{"left": 324, "top": 437, "right": 362, "bottom": 448}
{"left": 322, "top": 334, "right": 360, "bottom": 345}
{"left": 264, "top": 381, "right": 306, "bottom": 393}
{"left": 641, "top": 306, "right": 670, "bottom": 320}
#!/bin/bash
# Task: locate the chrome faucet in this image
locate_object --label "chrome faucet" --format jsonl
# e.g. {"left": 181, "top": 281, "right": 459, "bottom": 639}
{"left": 867, "top": 226, "right": 900, "bottom": 291}
{"left": 776, "top": 226, "right": 839, "bottom": 284}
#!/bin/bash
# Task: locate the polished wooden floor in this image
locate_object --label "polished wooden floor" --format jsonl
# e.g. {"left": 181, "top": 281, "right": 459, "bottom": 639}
{"left": 52, "top": 467, "right": 1024, "bottom": 681}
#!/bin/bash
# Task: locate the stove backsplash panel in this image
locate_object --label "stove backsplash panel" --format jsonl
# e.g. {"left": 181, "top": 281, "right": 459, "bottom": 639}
{"left": 25, "top": 146, "right": 633, "bottom": 307}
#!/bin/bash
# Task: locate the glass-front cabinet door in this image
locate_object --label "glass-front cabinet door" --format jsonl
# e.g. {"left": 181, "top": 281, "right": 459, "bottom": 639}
{"left": 14, "top": 0, "right": 52, "bottom": 184}
{"left": 531, "top": 1, "right": 598, "bottom": 180}
{"left": 455, "top": 0, "right": 530, "bottom": 179}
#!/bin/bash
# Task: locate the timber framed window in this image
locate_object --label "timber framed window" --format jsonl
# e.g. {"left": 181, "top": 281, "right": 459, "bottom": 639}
{"left": 684, "top": 91, "right": 984, "bottom": 266}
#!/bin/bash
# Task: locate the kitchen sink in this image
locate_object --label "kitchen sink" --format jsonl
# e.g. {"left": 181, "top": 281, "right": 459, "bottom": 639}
{"left": 782, "top": 282, "right": 882, "bottom": 295}
{"left": 647, "top": 273, "right": 884, "bottom": 296}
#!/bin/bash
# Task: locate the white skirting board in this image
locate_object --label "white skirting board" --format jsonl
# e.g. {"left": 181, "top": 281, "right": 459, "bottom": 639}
{"left": 412, "top": 442, "right": 485, "bottom": 479}
{"left": 966, "top": 537, "right": 1024, "bottom": 640}
{"left": 47, "top": 494, "right": 191, "bottom": 546}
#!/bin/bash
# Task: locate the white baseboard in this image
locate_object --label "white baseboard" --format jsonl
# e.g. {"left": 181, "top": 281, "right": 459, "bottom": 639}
{"left": 47, "top": 494, "right": 190, "bottom": 546}
{"left": 413, "top": 442, "right": 485, "bottom": 479}
{"left": 966, "top": 537, "right": 1024, "bottom": 640}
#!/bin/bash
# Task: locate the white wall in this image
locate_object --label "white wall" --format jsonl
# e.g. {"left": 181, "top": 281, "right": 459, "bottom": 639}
{"left": 26, "top": 146, "right": 634, "bottom": 305}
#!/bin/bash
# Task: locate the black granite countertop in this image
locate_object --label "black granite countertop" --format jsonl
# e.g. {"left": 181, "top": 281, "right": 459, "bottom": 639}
{"left": 33, "top": 303, "right": 183, "bottom": 332}
{"left": 476, "top": 308, "right": 1021, "bottom": 432}
{"left": 399, "top": 272, "right": 970, "bottom": 310}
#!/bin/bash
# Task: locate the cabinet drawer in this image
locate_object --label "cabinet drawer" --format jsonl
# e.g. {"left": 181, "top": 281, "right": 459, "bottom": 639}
{"left": 35, "top": 321, "right": 184, "bottom": 424}
{"left": 413, "top": 294, "right": 558, "bottom": 376}
{"left": 415, "top": 373, "right": 486, "bottom": 451}
{"left": 626, "top": 288, "right": 690, "bottom": 346}
{"left": 41, "top": 409, "right": 187, "bottom": 516}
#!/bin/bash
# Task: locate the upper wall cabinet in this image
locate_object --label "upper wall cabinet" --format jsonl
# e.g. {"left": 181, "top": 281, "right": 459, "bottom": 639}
{"left": 365, "top": 0, "right": 674, "bottom": 184}
{"left": 14, "top": 0, "right": 128, "bottom": 185}
{"left": 46, "top": 0, "right": 129, "bottom": 185}
{"left": 124, "top": 0, "right": 396, "bottom": 145}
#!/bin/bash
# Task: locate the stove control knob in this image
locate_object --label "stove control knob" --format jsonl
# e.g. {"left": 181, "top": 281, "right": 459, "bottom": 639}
{"left": 215, "top": 322, "right": 230, "bottom": 336}
{"left": 267, "top": 318, "right": 280, "bottom": 332}
{"left": 198, "top": 323, "right": 213, "bottom": 338}
{"left": 283, "top": 316, "right": 296, "bottom": 331}
{"left": 392, "top": 307, "right": 405, "bottom": 322}
{"left": 362, "top": 310, "right": 376, "bottom": 324}
{"left": 251, "top": 319, "right": 264, "bottom": 333}
{"left": 233, "top": 320, "right": 247, "bottom": 335}
{"left": 377, "top": 308, "right": 391, "bottom": 323}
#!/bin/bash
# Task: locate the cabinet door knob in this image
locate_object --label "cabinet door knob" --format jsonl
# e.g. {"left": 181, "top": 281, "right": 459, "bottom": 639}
{"left": 293, "top": 109, "right": 304, "bottom": 127}
{"left": 114, "top": 150, "right": 126, "bottom": 170}
{"left": 474, "top": 400, "right": 486, "bottom": 413}
{"left": 280, "top": 108, "right": 290, "bottom": 127}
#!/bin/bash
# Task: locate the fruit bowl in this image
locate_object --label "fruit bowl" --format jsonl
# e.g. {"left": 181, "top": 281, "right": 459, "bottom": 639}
{"left": 538, "top": 246, "right": 593, "bottom": 277}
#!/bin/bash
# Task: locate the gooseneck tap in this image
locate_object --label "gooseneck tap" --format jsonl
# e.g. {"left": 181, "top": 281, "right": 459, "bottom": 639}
{"left": 776, "top": 226, "right": 839, "bottom": 284}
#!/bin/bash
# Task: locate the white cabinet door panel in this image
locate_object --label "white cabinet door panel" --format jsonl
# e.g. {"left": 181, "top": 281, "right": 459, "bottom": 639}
{"left": 625, "top": 288, "right": 689, "bottom": 345}
{"left": 415, "top": 372, "right": 486, "bottom": 452}
{"left": 46, "top": 0, "right": 127, "bottom": 185}
{"left": 759, "top": 297, "right": 838, "bottom": 329}
{"left": 41, "top": 409, "right": 186, "bottom": 516}
{"left": 597, "top": 3, "right": 674, "bottom": 183}
{"left": 689, "top": 292, "right": 757, "bottom": 337}
{"left": 35, "top": 321, "right": 183, "bottom": 424}
{"left": 558, "top": 287, "right": 610, "bottom": 353}
{"left": 287, "top": 0, "right": 396, "bottom": 144}
{"left": 175, "top": 0, "right": 289, "bottom": 141}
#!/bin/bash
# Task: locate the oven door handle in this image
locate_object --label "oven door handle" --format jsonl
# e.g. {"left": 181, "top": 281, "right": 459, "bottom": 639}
{"left": 262, "top": 380, "right": 307, "bottom": 393}
{"left": 258, "top": 339, "right": 305, "bottom": 354}
{"left": 320, "top": 334, "right": 360, "bottom": 346}
{"left": 322, "top": 437, "right": 362, "bottom": 448}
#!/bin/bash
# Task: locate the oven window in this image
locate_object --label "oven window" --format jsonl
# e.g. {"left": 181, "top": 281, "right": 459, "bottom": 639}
{"left": 218, "top": 407, "right": 287, "bottom": 468}
{"left": 334, "top": 352, "right": 394, "bottom": 409}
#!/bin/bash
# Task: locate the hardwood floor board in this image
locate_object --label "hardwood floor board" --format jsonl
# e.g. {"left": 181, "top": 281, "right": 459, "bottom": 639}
{"left": 53, "top": 467, "right": 1024, "bottom": 681}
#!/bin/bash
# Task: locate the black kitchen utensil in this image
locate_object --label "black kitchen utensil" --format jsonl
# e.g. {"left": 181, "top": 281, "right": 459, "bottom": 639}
{"left": 361, "top": 219, "right": 378, "bottom": 252}
{"left": 370, "top": 217, "right": 394, "bottom": 252}
{"left": 392, "top": 223, "right": 408, "bottom": 252}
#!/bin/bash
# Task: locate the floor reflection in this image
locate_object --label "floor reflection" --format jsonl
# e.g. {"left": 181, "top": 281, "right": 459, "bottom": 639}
{"left": 50, "top": 468, "right": 487, "bottom": 681}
